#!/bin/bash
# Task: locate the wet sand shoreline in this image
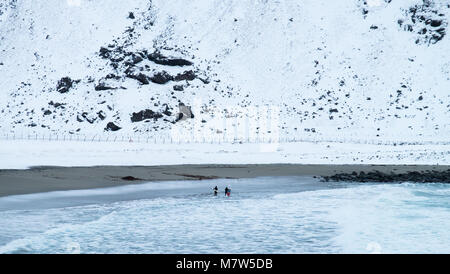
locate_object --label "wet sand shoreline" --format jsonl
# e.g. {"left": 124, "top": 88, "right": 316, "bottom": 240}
{"left": 0, "top": 164, "right": 449, "bottom": 197}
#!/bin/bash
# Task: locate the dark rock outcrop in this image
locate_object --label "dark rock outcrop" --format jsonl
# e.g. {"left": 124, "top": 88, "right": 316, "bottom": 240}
{"left": 97, "top": 111, "right": 107, "bottom": 120}
{"left": 49, "top": 101, "right": 66, "bottom": 108}
{"left": 121, "top": 176, "right": 142, "bottom": 181}
{"left": 99, "top": 47, "right": 111, "bottom": 59}
{"left": 130, "top": 53, "right": 143, "bottom": 65}
{"left": 322, "top": 170, "right": 450, "bottom": 183}
{"left": 56, "top": 77, "right": 74, "bottom": 93}
{"left": 149, "top": 71, "right": 173, "bottom": 84}
{"left": 162, "top": 104, "right": 172, "bottom": 116}
{"left": 105, "top": 122, "right": 121, "bottom": 131}
{"left": 399, "top": 2, "right": 447, "bottom": 45}
{"left": 81, "top": 112, "right": 97, "bottom": 124}
{"left": 329, "top": 108, "right": 338, "bottom": 113}
{"left": 174, "top": 70, "right": 196, "bottom": 81}
{"left": 127, "top": 73, "right": 150, "bottom": 85}
{"left": 173, "top": 85, "right": 184, "bottom": 91}
{"left": 124, "top": 53, "right": 144, "bottom": 66}
{"left": 95, "top": 83, "right": 115, "bottom": 91}
{"left": 147, "top": 51, "right": 193, "bottom": 66}
{"left": 131, "top": 109, "right": 163, "bottom": 122}
{"left": 105, "top": 73, "right": 120, "bottom": 80}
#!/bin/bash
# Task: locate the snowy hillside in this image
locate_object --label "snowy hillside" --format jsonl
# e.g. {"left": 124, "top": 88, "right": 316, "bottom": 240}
{"left": 0, "top": 0, "right": 449, "bottom": 143}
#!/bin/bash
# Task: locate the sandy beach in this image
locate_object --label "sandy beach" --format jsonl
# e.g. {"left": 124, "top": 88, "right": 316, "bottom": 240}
{"left": 0, "top": 164, "right": 449, "bottom": 197}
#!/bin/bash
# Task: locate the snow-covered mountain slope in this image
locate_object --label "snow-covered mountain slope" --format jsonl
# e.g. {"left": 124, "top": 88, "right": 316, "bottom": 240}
{"left": 0, "top": 0, "right": 449, "bottom": 143}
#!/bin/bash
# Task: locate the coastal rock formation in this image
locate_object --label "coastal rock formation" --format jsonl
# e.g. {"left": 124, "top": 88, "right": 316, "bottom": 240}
{"left": 322, "top": 169, "right": 450, "bottom": 183}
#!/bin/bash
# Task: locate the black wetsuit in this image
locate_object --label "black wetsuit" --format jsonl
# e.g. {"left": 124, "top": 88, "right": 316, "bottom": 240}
{"left": 213, "top": 186, "right": 218, "bottom": 196}
{"left": 224, "top": 187, "right": 229, "bottom": 196}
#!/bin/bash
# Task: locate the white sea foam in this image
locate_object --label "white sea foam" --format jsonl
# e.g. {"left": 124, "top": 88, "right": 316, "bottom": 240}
{"left": 1, "top": 178, "right": 449, "bottom": 253}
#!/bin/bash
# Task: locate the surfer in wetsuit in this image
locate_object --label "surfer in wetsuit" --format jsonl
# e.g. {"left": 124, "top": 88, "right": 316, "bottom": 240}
{"left": 225, "top": 186, "right": 231, "bottom": 197}
{"left": 213, "top": 186, "right": 218, "bottom": 196}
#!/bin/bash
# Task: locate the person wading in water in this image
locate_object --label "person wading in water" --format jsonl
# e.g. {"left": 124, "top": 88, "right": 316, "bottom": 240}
{"left": 225, "top": 186, "right": 231, "bottom": 197}
{"left": 213, "top": 186, "right": 218, "bottom": 196}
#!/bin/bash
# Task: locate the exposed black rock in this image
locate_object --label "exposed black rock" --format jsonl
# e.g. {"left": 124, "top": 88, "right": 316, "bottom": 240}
{"left": 131, "top": 109, "right": 163, "bottom": 122}
{"left": 95, "top": 83, "right": 115, "bottom": 91}
{"left": 105, "top": 122, "right": 121, "bottom": 131}
{"left": 329, "top": 108, "right": 338, "bottom": 113}
{"left": 162, "top": 104, "right": 172, "bottom": 116}
{"left": 173, "top": 85, "right": 184, "bottom": 91}
{"left": 362, "top": 8, "right": 368, "bottom": 16}
{"left": 430, "top": 19, "right": 442, "bottom": 27}
{"left": 322, "top": 170, "right": 450, "bottom": 183}
{"left": 56, "top": 77, "right": 74, "bottom": 93}
{"left": 149, "top": 71, "right": 173, "bottom": 84}
{"left": 174, "top": 70, "right": 196, "bottom": 81}
{"left": 124, "top": 53, "right": 144, "bottom": 67}
{"left": 97, "top": 111, "right": 107, "bottom": 120}
{"left": 43, "top": 110, "right": 52, "bottom": 115}
{"left": 49, "top": 101, "right": 66, "bottom": 108}
{"left": 121, "top": 176, "right": 142, "bottom": 181}
{"left": 399, "top": 2, "right": 447, "bottom": 45}
{"left": 147, "top": 51, "right": 193, "bottom": 66}
{"left": 127, "top": 73, "right": 150, "bottom": 85}
{"left": 81, "top": 112, "right": 96, "bottom": 124}
{"left": 128, "top": 12, "right": 135, "bottom": 19}
{"left": 131, "top": 53, "right": 143, "bottom": 64}
{"left": 99, "top": 47, "right": 111, "bottom": 59}
{"left": 198, "top": 77, "right": 210, "bottom": 84}
{"left": 105, "top": 73, "right": 120, "bottom": 80}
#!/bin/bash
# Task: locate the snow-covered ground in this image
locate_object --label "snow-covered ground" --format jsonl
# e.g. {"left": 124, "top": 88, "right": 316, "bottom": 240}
{"left": 0, "top": 0, "right": 449, "bottom": 139}
{"left": 0, "top": 0, "right": 449, "bottom": 167}
{"left": 0, "top": 139, "right": 448, "bottom": 169}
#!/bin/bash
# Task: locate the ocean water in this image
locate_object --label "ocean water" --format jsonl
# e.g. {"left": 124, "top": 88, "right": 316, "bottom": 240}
{"left": 0, "top": 176, "right": 449, "bottom": 254}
